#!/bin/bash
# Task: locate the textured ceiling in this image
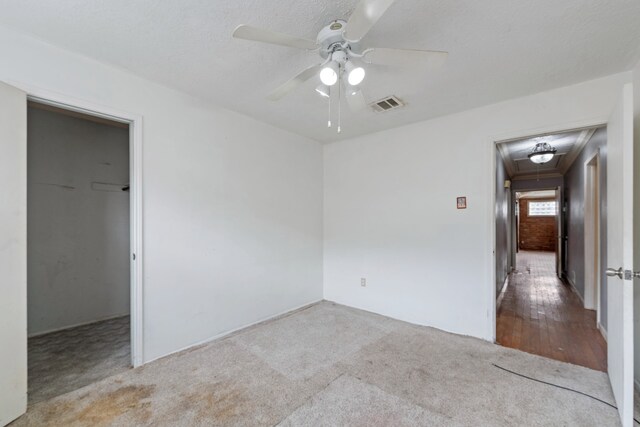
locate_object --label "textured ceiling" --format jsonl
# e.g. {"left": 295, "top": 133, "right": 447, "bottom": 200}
{"left": 1, "top": 0, "right": 639, "bottom": 142}
{"left": 497, "top": 129, "right": 597, "bottom": 179}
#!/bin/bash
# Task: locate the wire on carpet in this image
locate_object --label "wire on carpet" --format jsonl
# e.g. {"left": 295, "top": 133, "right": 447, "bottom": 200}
{"left": 492, "top": 363, "right": 640, "bottom": 425}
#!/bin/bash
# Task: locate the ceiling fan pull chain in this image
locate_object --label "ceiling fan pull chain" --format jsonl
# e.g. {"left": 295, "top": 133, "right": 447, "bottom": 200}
{"left": 328, "top": 86, "right": 332, "bottom": 128}
{"left": 337, "top": 65, "right": 342, "bottom": 134}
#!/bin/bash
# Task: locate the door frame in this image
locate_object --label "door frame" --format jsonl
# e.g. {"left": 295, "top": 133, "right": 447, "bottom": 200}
{"left": 584, "top": 150, "right": 601, "bottom": 319}
{"left": 487, "top": 117, "right": 608, "bottom": 342}
{"left": 11, "top": 81, "right": 145, "bottom": 367}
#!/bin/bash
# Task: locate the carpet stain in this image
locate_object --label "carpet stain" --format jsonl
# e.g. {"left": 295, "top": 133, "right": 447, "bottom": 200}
{"left": 37, "top": 385, "right": 155, "bottom": 427}
{"left": 74, "top": 385, "right": 155, "bottom": 426}
{"left": 408, "top": 367, "right": 430, "bottom": 382}
{"left": 39, "top": 400, "right": 75, "bottom": 426}
{"left": 182, "top": 381, "right": 248, "bottom": 423}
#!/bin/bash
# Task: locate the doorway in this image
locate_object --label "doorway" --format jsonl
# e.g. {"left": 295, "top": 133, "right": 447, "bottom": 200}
{"left": 26, "top": 101, "right": 133, "bottom": 403}
{"left": 584, "top": 152, "right": 601, "bottom": 318}
{"left": 0, "top": 81, "right": 143, "bottom": 424}
{"left": 494, "top": 127, "right": 608, "bottom": 372}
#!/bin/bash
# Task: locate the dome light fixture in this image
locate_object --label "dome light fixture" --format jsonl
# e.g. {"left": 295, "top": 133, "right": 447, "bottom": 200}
{"left": 345, "top": 60, "right": 365, "bottom": 86}
{"left": 320, "top": 61, "right": 339, "bottom": 86}
{"left": 528, "top": 141, "right": 557, "bottom": 164}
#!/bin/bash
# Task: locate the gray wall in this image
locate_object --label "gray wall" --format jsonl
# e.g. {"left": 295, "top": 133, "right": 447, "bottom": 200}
{"left": 563, "top": 127, "right": 607, "bottom": 329}
{"left": 495, "top": 150, "right": 511, "bottom": 296}
{"left": 27, "top": 106, "right": 130, "bottom": 336}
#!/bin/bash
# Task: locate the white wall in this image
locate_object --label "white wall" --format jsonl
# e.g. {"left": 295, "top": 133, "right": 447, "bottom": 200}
{"left": 27, "top": 107, "right": 130, "bottom": 336}
{"left": 0, "top": 25, "right": 323, "bottom": 363}
{"left": 324, "top": 72, "right": 631, "bottom": 340}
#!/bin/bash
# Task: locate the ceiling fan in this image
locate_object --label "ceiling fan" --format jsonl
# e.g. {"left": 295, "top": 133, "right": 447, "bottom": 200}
{"left": 232, "top": 0, "right": 448, "bottom": 132}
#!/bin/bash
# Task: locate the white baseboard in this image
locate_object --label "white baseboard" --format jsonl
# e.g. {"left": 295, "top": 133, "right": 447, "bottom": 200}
{"left": 144, "top": 299, "right": 323, "bottom": 365}
{"left": 28, "top": 312, "right": 130, "bottom": 338}
{"left": 597, "top": 322, "right": 607, "bottom": 342}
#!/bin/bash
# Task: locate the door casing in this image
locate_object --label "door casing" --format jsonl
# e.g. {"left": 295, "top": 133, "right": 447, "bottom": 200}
{"left": 488, "top": 117, "right": 608, "bottom": 342}
{"left": 9, "top": 81, "right": 145, "bottom": 368}
{"left": 584, "top": 151, "right": 601, "bottom": 318}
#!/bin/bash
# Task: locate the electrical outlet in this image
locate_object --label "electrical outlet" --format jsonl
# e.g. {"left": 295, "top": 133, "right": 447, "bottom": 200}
{"left": 361, "top": 278, "right": 366, "bottom": 287}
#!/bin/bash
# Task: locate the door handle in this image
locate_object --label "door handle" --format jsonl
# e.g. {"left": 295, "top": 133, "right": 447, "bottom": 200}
{"left": 606, "top": 267, "right": 624, "bottom": 279}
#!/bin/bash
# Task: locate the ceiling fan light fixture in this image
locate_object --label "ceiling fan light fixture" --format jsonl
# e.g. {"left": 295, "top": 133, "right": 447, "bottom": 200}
{"left": 528, "top": 142, "right": 557, "bottom": 164}
{"left": 232, "top": 1, "right": 449, "bottom": 136}
{"left": 315, "top": 84, "right": 330, "bottom": 98}
{"left": 345, "top": 60, "right": 366, "bottom": 86}
{"left": 320, "top": 61, "right": 339, "bottom": 86}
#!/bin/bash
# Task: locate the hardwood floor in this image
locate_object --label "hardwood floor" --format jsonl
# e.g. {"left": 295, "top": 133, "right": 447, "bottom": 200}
{"left": 496, "top": 250, "right": 607, "bottom": 372}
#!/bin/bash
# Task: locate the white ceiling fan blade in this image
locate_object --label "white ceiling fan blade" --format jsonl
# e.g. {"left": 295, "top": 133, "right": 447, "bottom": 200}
{"left": 346, "top": 88, "right": 368, "bottom": 112}
{"left": 344, "top": 0, "right": 396, "bottom": 42}
{"left": 267, "top": 63, "right": 324, "bottom": 101}
{"left": 364, "top": 47, "right": 448, "bottom": 68}
{"left": 233, "top": 25, "right": 318, "bottom": 50}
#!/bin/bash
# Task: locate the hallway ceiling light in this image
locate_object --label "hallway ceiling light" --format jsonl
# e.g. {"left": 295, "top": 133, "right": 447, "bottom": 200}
{"left": 528, "top": 142, "right": 557, "bottom": 164}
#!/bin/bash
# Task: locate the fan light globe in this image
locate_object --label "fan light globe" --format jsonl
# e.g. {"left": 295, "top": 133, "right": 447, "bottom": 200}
{"left": 345, "top": 61, "right": 366, "bottom": 86}
{"left": 320, "top": 62, "right": 339, "bottom": 86}
{"left": 529, "top": 153, "right": 554, "bottom": 164}
{"left": 315, "top": 84, "right": 330, "bottom": 98}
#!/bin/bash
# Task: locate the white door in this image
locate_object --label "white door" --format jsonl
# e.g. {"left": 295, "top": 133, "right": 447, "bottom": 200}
{"left": 606, "top": 83, "right": 634, "bottom": 427}
{"left": 0, "top": 81, "right": 28, "bottom": 425}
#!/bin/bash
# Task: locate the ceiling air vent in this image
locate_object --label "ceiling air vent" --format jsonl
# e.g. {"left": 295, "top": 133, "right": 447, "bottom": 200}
{"left": 370, "top": 96, "right": 405, "bottom": 112}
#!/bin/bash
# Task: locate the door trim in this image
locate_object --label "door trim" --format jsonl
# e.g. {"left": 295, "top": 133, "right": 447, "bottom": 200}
{"left": 584, "top": 150, "right": 601, "bottom": 318}
{"left": 11, "top": 81, "right": 145, "bottom": 367}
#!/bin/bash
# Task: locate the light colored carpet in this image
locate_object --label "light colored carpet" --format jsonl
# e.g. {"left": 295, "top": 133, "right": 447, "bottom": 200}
{"left": 13, "top": 302, "right": 625, "bottom": 426}
{"left": 28, "top": 316, "right": 131, "bottom": 404}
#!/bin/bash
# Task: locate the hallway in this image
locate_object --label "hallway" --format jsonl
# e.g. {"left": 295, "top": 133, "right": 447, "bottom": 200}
{"left": 496, "top": 251, "right": 607, "bottom": 371}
